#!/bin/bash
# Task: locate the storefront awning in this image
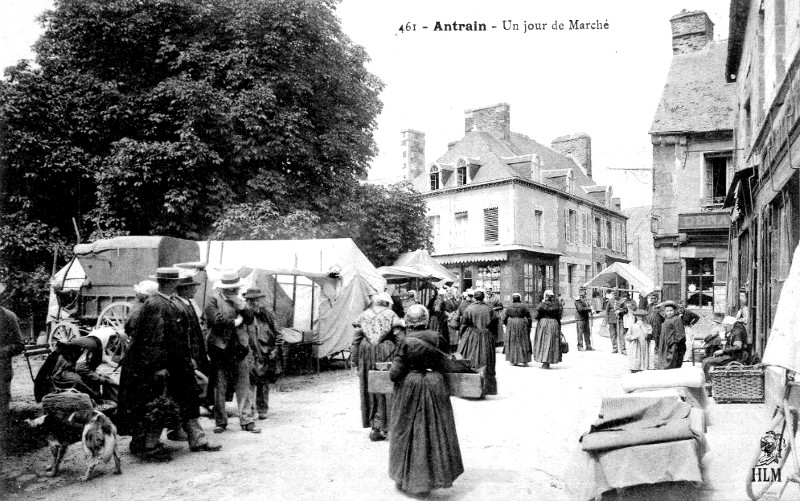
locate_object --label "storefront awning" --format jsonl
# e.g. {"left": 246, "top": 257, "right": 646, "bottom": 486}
{"left": 723, "top": 167, "right": 754, "bottom": 209}
{"left": 436, "top": 251, "right": 509, "bottom": 265}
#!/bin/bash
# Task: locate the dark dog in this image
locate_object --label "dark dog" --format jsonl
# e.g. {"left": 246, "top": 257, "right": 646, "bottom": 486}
{"left": 26, "top": 409, "right": 121, "bottom": 481}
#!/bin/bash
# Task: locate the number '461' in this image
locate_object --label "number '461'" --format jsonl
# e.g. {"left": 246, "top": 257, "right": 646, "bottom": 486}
{"left": 399, "top": 22, "right": 416, "bottom": 33}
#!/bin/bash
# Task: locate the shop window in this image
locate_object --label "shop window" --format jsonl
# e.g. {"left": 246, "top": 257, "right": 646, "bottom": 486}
{"left": 523, "top": 263, "right": 534, "bottom": 303}
{"left": 484, "top": 207, "right": 499, "bottom": 243}
{"left": 662, "top": 261, "right": 681, "bottom": 303}
{"left": 686, "top": 258, "right": 714, "bottom": 308}
{"left": 537, "top": 264, "right": 555, "bottom": 301}
{"left": 454, "top": 211, "right": 468, "bottom": 246}
{"left": 463, "top": 267, "right": 473, "bottom": 290}
{"left": 475, "top": 265, "right": 501, "bottom": 292}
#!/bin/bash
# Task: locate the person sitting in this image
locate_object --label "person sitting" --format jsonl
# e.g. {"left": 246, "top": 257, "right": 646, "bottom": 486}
{"left": 701, "top": 321, "right": 750, "bottom": 377}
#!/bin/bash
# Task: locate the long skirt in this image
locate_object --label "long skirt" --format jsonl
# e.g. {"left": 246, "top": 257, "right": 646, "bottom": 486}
{"left": 457, "top": 327, "right": 497, "bottom": 395}
{"left": 532, "top": 318, "right": 562, "bottom": 364}
{"left": 503, "top": 318, "right": 532, "bottom": 365}
{"left": 354, "top": 339, "right": 397, "bottom": 429}
{"left": 389, "top": 371, "right": 463, "bottom": 495}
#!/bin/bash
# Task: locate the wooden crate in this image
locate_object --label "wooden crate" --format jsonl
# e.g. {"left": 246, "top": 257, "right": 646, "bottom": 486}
{"left": 710, "top": 363, "right": 764, "bottom": 403}
{"left": 368, "top": 369, "right": 484, "bottom": 398}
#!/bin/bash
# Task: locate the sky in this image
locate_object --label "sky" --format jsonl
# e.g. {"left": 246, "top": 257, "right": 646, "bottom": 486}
{"left": 0, "top": 0, "right": 732, "bottom": 209}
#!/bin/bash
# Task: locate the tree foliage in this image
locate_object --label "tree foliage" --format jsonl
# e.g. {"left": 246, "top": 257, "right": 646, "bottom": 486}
{"left": 212, "top": 181, "right": 432, "bottom": 267}
{"left": 1, "top": 0, "right": 398, "bottom": 315}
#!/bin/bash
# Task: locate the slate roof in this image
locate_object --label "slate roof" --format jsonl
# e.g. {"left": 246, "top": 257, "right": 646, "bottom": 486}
{"left": 650, "top": 40, "right": 735, "bottom": 134}
{"left": 413, "top": 129, "right": 613, "bottom": 210}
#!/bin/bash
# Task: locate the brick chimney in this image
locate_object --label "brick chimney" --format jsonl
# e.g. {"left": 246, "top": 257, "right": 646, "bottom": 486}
{"left": 670, "top": 10, "right": 714, "bottom": 54}
{"left": 551, "top": 133, "right": 592, "bottom": 179}
{"left": 464, "top": 103, "right": 510, "bottom": 141}
{"left": 401, "top": 129, "right": 425, "bottom": 179}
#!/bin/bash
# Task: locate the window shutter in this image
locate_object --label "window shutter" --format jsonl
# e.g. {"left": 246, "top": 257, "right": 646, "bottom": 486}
{"left": 662, "top": 261, "right": 681, "bottom": 302}
{"left": 484, "top": 207, "right": 499, "bottom": 242}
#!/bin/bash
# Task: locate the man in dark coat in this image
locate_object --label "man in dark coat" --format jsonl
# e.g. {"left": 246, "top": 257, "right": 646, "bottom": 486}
{"left": 645, "top": 292, "right": 663, "bottom": 366}
{"left": 118, "top": 268, "right": 218, "bottom": 461}
{"left": 458, "top": 290, "right": 497, "bottom": 395}
{"left": 702, "top": 321, "right": 750, "bottom": 377}
{"left": 658, "top": 301, "right": 686, "bottom": 369}
{"left": 0, "top": 286, "right": 24, "bottom": 457}
{"left": 444, "top": 287, "right": 461, "bottom": 352}
{"left": 574, "top": 287, "right": 593, "bottom": 351}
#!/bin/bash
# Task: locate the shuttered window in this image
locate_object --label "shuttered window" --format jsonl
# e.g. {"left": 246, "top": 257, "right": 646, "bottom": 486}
{"left": 484, "top": 207, "right": 499, "bottom": 242}
{"left": 662, "top": 262, "right": 681, "bottom": 303}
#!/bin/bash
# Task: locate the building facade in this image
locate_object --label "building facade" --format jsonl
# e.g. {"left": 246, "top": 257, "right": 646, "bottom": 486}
{"left": 411, "top": 103, "right": 628, "bottom": 314}
{"left": 649, "top": 10, "right": 736, "bottom": 327}
{"left": 725, "top": 0, "right": 800, "bottom": 359}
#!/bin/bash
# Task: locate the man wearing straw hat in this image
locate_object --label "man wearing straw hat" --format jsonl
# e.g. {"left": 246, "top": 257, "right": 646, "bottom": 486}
{"left": 0, "top": 282, "right": 24, "bottom": 457}
{"left": 205, "top": 270, "right": 259, "bottom": 434}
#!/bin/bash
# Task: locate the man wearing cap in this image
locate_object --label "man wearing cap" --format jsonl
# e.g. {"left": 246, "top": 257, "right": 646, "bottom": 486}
{"left": 574, "top": 287, "right": 593, "bottom": 351}
{"left": 644, "top": 292, "right": 663, "bottom": 368}
{"left": 657, "top": 301, "right": 686, "bottom": 369}
{"left": 0, "top": 283, "right": 24, "bottom": 457}
{"left": 351, "top": 292, "right": 404, "bottom": 441}
{"left": 444, "top": 287, "right": 461, "bottom": 353}
{"left": 119, "top": 268, "right": 217, "bottom": 461}
{"left": 205, "top": 271, "right": 259, "bottom": 434}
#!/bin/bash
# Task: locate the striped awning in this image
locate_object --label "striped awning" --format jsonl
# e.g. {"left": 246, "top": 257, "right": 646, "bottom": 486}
{"left": 436, "top": 251, "right": 508, "bottom": 265}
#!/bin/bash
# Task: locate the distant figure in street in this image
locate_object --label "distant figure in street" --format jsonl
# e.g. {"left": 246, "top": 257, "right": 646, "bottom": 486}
{"left": 485, "top": 287, "right": 504, "bottom": 346}
{"left": 605, "top": 291, "right": 621, "bottom": 354}
{"left": 351, "top": 292, "right": 404, "bottom": 441}
{"left": 645, "top": 293, "right": 663, "bottom": 369}
{"left": 458, "top": 290, "right": 497, "bottom": 394}
{"left": 502, "top": 293, "right": 532, "bottom": 366}
{"left": 389, "top": 305, "right": 468, "bottom": 496}
{"left": 658, "top": 301, "right": 686, "bottom": 369}
{"left": 427, "top": 288, "right": 449, "bottom": 341}
{"left": 574, "top": 287, "right": 593, "bottom": 351}
{"left": 0, "top": 283, "right": 24, "bottom": 457}
{"left": 623, "top": 306, "right": 651, "bottom": 372}
{"left": 444, "top": 287, "right": 461, "bottom": 353}
{"left": 245, "top": 288, "right": 282, "bottom": 420}
{"left": 532, "top": 290, "right": 562, "bottom": 369}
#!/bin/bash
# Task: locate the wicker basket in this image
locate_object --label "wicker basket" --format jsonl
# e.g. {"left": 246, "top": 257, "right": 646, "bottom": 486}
{"left": 710, "top": 362, "right": 764, "bottom": 403}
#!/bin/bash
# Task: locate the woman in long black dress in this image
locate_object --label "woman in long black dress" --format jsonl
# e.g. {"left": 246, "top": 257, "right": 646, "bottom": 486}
{"left": 389, "top": 304, "right": 467, "bottom": 496}
{"left": 503, "top": 293, "right": 532, "bottom": 366}
{"left": 532, "top": 289, "right": 562, "bottom": 369}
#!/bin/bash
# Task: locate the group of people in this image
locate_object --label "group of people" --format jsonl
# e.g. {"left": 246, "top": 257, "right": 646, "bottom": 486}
{"left": 116, "top": 267, "right": 283, "bottom": 462}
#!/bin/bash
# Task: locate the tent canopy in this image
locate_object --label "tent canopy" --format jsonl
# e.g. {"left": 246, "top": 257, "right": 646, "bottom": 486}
{"left": 378, "top": 265, "right": 440, "bottom": 283}
{"left": 391, "top": 249, "right": 456, "bottom": 284}
{"left": 583, "top": 262, "right": 655, "bottom": 293}
{"left": 200, "top": 239, "right": 385, "bottom": 358}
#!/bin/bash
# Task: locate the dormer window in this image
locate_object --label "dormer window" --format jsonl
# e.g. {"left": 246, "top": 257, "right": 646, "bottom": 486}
{"left": 457, "top": 158, "right": 468, "bottom": 186}
{"left": 430, "top": 165, "right": 441, "bottom": 190}
{"left": 531, "top": 154, "right": 542, "bottom": 183}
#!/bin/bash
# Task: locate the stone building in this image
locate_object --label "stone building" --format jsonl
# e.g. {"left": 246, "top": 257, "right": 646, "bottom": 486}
{"left": 410, "top": 103, "right": 629, "bottom": 314}
{"left": 649, "top": 10, "right": 736, "bottom": 326}
{"left": 725, "top": 0, "right": 800, "bottom": 359}
{"left": 623, "top": 206, "right": 656, "bottom": 280}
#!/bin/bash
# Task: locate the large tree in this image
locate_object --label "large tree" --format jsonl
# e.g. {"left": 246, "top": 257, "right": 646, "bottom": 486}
{"left": 0, "top": 0, "right": 386, "bottom": 315}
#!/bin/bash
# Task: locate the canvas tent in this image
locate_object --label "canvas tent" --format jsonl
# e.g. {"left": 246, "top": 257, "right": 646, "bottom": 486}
{"left": 200, "top": 239, "right": 385, "bottom": 358}
{"left": 583, "top": 262, "right": 655, "bottom": 294}
{"left": 391, "top": 249, "right": 457, "bottom": 284}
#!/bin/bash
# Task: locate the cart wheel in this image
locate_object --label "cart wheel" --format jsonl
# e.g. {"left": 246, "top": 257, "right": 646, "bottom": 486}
{"left": 49, "top": 322, "right": 80, "bottom": 350}
{"left": 97, "top": 302, "right": 133, "bottom": 361}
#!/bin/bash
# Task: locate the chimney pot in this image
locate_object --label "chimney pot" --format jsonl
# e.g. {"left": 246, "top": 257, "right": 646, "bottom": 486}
{"left": 670, "top": 10, "right": 714, "bottom": 54}
{"left": 464, "top": 103, "right": 511, "bottom": 141}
